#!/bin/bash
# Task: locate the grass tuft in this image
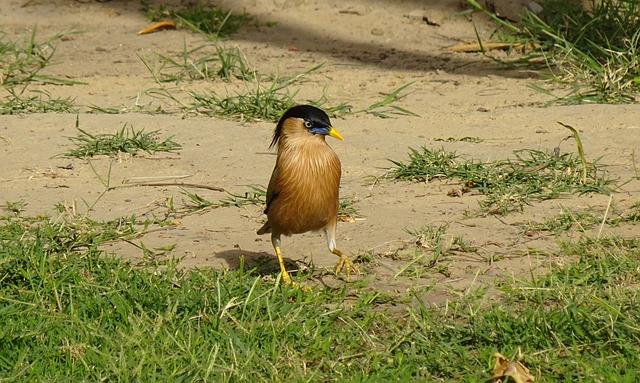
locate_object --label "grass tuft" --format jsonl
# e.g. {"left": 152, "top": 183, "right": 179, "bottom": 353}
{"left": 3, "top": 200, "right": 27, "bottom": 214}
{"left": 395, "top": 225, "right": 477, "bottom": 278}
{"left": 524, "top": 201, "right": 640, "bottom": 235}
{"left": 0, "top": 28, "right": 75, "bottom": 86}
{"left": 139, "top": 39, "right": 418, "bottom": 121}
{"left": 338, "top": 197, "right": 362, "bottom": 222}
{"left": 63, "top": 119, "right": 182, "bottom": 158}
{"left": 189, "top": 79, "right": 298, "bottom": 121}
{"left": 144, "top": 2, "right": 248, "bottom": 39}
{"left": 359, "top": 82, "right": 420, "bottom": 118}
{"left": 387, "top": 145, "right": 613, "bottom": 215}
{"left": 215, "top": 186, "right": 266, "bottom": 208}
{"left": 0, "top": 28, "right": 81, "bottom": 114}
{"left": 174, "top": 4, "right": 248, "bottom": 38}
{"left": 0, "top": 88, "right": 77, "bottom": 114}
{"left": 468, "top": 0, "right": 640, "bottom": 104}
{"left": 152, "top": 40, "right": 255, "bottom": 83}
{"left": 186, "top": 64, "right": 324, "bottom": 121}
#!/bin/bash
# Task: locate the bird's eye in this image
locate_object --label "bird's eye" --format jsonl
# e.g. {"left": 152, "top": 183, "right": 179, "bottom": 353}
{"left": 303, "top": 120, "right": 313, "bottom": 129}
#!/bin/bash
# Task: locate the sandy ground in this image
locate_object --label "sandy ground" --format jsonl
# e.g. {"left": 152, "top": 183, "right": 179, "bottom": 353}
{"left": 2, "top": 0, "right": 640, "bottom": 301}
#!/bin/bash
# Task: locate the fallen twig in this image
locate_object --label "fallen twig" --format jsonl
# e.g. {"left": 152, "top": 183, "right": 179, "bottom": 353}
{"left": 127, "top": 181, "right": 225, "bottom": 192}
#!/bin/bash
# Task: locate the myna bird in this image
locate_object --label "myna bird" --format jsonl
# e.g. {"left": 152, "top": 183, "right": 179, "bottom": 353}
{"left": 257, "top": 105, "right": 358, "bottom": 286}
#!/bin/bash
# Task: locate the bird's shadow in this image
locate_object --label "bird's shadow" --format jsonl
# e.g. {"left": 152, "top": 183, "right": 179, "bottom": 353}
{"left": 213, "top": 249, "right": 309, "bottom": 277}
{"left": 214, "top": 249, "right": 359, "bottom": 288}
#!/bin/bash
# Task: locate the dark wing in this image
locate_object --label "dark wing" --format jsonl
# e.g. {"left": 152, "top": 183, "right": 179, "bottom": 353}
{"left": 256, "top": 166, "right": 281, "bottom": 235}
{"left": 263, "top": 166, "right": 281, "bottom": 215}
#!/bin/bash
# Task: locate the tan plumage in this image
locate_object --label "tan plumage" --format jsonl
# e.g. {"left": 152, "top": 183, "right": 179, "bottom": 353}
{"left": 257, "top": 105, "right": 358, "bottom": 286}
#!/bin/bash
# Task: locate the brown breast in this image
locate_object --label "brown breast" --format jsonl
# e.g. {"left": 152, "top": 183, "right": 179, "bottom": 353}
{"left": 266, "top": 137, "right": 341, "bottom": 236}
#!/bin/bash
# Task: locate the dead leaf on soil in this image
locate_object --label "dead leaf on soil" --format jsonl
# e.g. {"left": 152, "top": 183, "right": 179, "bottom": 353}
{"left": 491, "top": 352, "right": 535, "bottom": 383}
{"left": 447, "top": 186, "right": 470, "bottom": 197}
{"left": 138, "top": 21, "right": 177, "bottom": 35}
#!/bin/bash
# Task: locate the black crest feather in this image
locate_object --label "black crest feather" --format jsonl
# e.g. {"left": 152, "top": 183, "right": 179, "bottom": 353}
{"left": 269, "top": 105, "right": 332, "bottom": 149}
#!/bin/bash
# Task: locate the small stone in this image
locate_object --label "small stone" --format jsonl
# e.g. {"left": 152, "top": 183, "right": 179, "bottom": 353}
{"left": 371, "top": 28, "right": 384, "bottom": 36}
{"left": 527, "top": 1, "right": 544, "bottom": 15}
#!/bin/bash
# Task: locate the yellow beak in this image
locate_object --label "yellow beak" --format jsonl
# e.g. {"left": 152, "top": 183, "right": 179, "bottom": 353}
{"left": 328, "top": 127, "right": 344, "bottom": 141}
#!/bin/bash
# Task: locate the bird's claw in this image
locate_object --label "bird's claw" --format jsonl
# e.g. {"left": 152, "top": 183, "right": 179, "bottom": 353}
{"left": 333, "top": 249, "right": 360, "bottom": 280}
{"left": 280, "top": 269, "right": 293, "bottom": 286}
{"left": 279, "top": 271, "right": 311, "bottom": 291}
{"left": 291, "top": 281, "right": 311, "bottom": 292}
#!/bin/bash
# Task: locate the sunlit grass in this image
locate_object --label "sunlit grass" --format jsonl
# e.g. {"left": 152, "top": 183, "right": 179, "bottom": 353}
{"left": 0, "top": 28, "right": 81, "bottom": 114}
{"left": 1, "top": 208, "right": 639, "bottom": 381}
{"left": 386, "top": 144, "right": 613, "bottom": 215}
{"left": 467, "top": 0, "right": 640, "bottom": 104}
{"left": 62, "top": 119, "right": 182, "bottom": 158}
{"left": 144, "top": 1, "right": 248, "bottom": 39}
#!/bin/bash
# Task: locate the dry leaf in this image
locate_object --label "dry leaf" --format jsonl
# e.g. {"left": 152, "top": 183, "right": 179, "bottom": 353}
{"left": 491, "top": 352, "right": 535, "bottom": 383}
{"left": 447, "top": 187, "right": 470, "bottom": 197}
{"left": 138, "top": 21, "right": 177, "bottom": 35}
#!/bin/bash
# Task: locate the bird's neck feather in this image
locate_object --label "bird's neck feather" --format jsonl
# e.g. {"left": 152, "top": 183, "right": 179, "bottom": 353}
{"left": 278, "top": 132, "right": 327, "bottom": 153}
{"left": 277, "top": 134, "right": 340, "bottom": 173}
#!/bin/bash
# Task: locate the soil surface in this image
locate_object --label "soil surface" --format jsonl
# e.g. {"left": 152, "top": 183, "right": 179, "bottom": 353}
{"left": 2, "top": 0, "right": 639, "bottom": 302}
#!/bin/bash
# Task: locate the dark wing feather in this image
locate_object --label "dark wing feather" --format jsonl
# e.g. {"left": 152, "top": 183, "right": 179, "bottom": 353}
{"left": 256, "top": 166, "right": 281, "bottom": 235}
{"left": 263, "top": 166, "right": 281, "bottom": 215}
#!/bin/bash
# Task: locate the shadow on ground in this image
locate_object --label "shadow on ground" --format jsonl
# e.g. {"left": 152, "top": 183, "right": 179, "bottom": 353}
{"left": 95, "top": 0, "right": 530, "bottom": 77}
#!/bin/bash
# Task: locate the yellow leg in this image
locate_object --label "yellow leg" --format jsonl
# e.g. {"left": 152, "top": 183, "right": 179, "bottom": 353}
{"left": 271, "top": 235, "right": 309, "bottom": 289}
{"left": 332, "top": 248, "right": 360, "bottom": 280}
{"left": 274, "top": 245, "right": 293, "bottom": 286}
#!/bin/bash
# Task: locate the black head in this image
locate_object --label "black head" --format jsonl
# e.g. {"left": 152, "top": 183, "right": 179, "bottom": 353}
{"left": 269, "top": 105, "right": 333, "bottom": 149}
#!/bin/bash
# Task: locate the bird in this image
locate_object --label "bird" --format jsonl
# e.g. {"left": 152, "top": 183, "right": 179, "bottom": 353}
{"left": 257, "top": 105, "right": 358, "bottom": 286}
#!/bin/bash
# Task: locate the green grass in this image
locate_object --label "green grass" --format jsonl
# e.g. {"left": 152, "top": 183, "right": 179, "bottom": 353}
{"left": 174, "top": 4, "right": 248, "bottom": 38}
{"left": 186, "top": 64, "right": 330, "bottom": 122}
{"left": 3, "top": 200, "right": 27, "bottom": 214}
{"left": 213, "top": 186, "right": 266, "bottom": 208}
{"left": 526, "top": 205, "right": 604, "bottom": 235}
{"left": 144, "top": 2, "right": 248, "bottom": 39}
{"left": 62, "top": 120, "right": 182, "bottom": 158}
{"left": 2, "top": 208, "right": 639, "bottom": 381}
{"left": 393, "top": 225, "right": 477, "bottom": 279}
{"left": 139, "top": 55, "right": 316, "bottom": 121}
{"left": 489, "top": 237, "right": 640, "bottom": 381}
{"left": 358, "top": 82, "right": 420, "bottom": 119}
{"left": 468, "top": 0, "right": 640, "bottom": 105}
{"left": 0, "top": 88, "right": 77, "bottom": 114}
{"left": 188, "top": 78, "right": 419, "bottom": 122}
{"left": 149, "top": 40, "right": 255, "bottom": 83}
{"left": 386, "top": 144, "right": 614, "bottom": 215}
{"left": 524, "top": 200, "right": 640, "bottom": 235}
{"left": 1, "top": 28, "right": 81, "bottom": 114}
{"left": 189, "top": 77, "right": 300, "bottom": 122}
{"left": 338, "top": 197, "right": 362, "bottom": 222}
{"left": 0, "top": 28, "right": 75, "bottom": 87}
{"left": 139, "top": 37, "right": 418, "bottom": 121}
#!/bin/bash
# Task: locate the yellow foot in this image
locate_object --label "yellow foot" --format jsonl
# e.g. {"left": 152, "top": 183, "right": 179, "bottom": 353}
{"left": 280, "top": 269, "right": 293, "bottom": 286}
{"left": 279, "top": 271, "right": 311, "bottom": 291}
{"left": 292, "top": 281, "right": 311, "bottom": 292}
{"left": 332, "top": 249, "right": 360, "bottom": 280}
